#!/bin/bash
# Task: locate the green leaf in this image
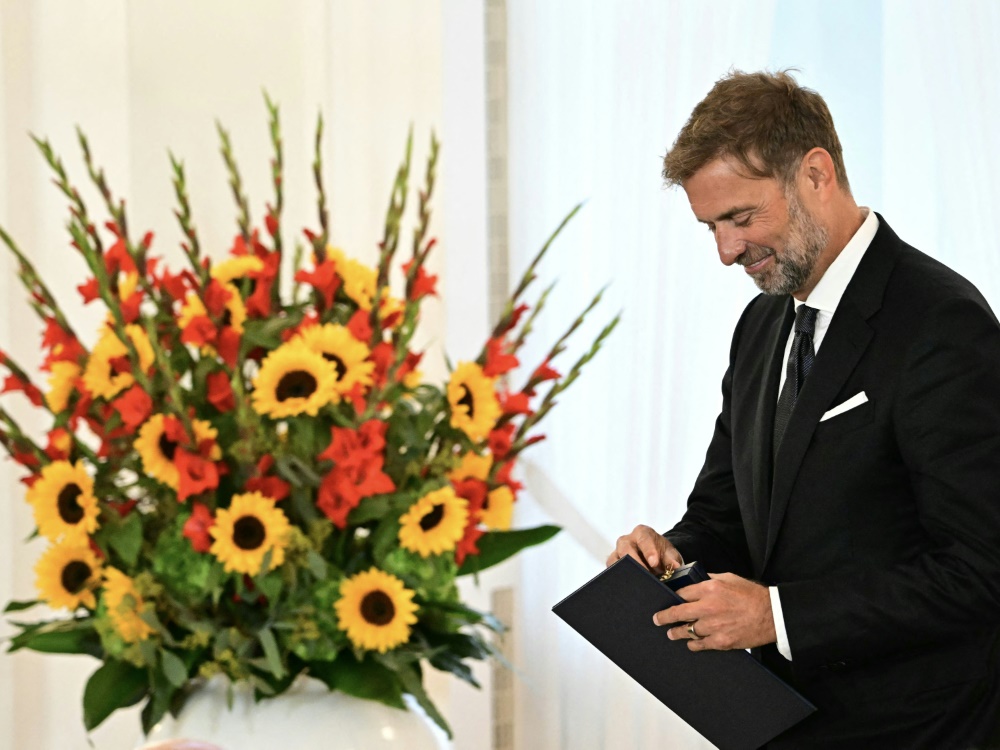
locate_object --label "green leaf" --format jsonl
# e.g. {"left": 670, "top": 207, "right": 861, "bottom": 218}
{"left": 306, "top": 549, "right": 328, "bottom": 580}
{"left": 429, "top": 650, "right": 480, "bottom": 688}
{"left": 457, "top": 525, "right": 560, "bottom": 577}
{"left": 160, "top": 649, "right": 188, "bottom": 688}
{"left": 309, "top": 653, "right": 406, "bottom": 710}
{"left": 9, "top": 620, "right": 102, "bottom": 656}
{"left": 3, "top": 599, "right": 39, "bottom": 613}
{"left": 371, "top": 516, "right": 402, "bottom": 566}
{"left": 256, "top": 570, "right": 283, "bottom": 602}
{"left": 140, "top": 666, "right": 176, "bottom": 735}
{"left": 347, "top": 495, "right": 391, "bottom": 525}
{"left": 396, "top": 662, "right": 452, "bottom": 738}
{"left": 258, "top": 626, "right": 286, "bottom": 679}
{"left": 83, "top": 660, "right": 148, "bottom": 731}
{"left": 109, "top": 512, "right": 143, "bottom": 567}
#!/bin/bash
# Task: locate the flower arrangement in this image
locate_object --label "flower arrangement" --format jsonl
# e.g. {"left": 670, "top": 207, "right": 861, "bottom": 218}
{"left": 0, "top": 101, "right": 617, "bottom": 738}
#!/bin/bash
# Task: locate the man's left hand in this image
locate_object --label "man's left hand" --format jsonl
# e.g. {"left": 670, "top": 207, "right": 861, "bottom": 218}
{"left": 653, "top": 573, "right": 777, "bottom": 651}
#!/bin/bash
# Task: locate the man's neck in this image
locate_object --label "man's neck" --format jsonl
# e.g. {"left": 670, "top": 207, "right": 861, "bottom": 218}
{"left": 792, "top": 203, "right": 867, "bottom": 301}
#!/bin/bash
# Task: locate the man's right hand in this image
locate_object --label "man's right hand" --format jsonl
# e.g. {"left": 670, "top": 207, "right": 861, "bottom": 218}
{"left": 606, "top": 524, "right": 683, "bottom": 575}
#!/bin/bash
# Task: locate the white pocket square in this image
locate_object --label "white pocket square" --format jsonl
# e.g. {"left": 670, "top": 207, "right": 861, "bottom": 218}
{"left": 820, "top": 392, "right": 869, "bottom": 422}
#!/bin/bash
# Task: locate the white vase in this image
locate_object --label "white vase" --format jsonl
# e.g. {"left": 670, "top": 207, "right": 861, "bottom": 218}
{"left": 137, "top": 675, "right": 450, "bottom": 750}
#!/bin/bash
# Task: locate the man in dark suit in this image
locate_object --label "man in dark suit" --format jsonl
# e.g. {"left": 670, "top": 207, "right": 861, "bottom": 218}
{"left": 607, "top": 70, "right": 1000, "bottom": 748}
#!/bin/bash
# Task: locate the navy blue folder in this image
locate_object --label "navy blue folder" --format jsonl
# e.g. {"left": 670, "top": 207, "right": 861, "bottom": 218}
{"left": 552, "top": 557, "right": 815, "bottom": 750}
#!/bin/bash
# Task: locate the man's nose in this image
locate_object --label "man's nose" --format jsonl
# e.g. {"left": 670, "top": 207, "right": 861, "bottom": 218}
{"left": 714, "top": 225, "right": 744, "bottom": 267}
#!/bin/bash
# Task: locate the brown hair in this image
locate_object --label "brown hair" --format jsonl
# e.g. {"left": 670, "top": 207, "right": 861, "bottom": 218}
{"left": 662, "top": 70, "right": 850, "bottom": 193}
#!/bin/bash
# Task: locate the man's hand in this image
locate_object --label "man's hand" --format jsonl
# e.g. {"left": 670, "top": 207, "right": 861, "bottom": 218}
{"left": 606, "top": 524, "right": 683, "bottom": 575}
{"left": 653, "top": 573, "right": 776, "bottom": 651}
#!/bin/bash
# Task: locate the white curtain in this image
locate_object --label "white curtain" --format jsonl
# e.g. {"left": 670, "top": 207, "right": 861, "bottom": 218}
{"left": 505, "top": 1, "right": 1000, "bottom": 748}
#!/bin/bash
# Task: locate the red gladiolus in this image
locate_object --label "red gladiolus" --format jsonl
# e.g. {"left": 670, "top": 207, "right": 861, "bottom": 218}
{"left": 452, "top": 478, "right": 487, "bottom": 513}
{"left": 455, "top": 523, "right": 485, "bottom": 567}
{"left": 484, "top": 338, "right": 518, "bottom": 377}
{"left": 77, "top": 277, "right": 100, "bottom": 304}
{"left": 498, "top": 303, "right": 530, "bottom": 336}
{"left": 499, "top": 390, "right": 532, "bottom": 415}
{"left": 175, "top": 448, "right": 219, "bottom": 503}
{"left": 245, "top": 475, "right": 290, "bottom": 503}
{"left": 180, "top": 316, "right": 217, "bottom": 348}
{"left": 41, "top": 318, "right": 86, "bottom": 367}
{"left": 533, "top": 359, "right": 561, "bottom": 382}
{"left": 206, "top": 371, "right": 235, "bottom": 412}
{"left": 347, "top": 309, "right": 373, "bottom": 343}
{"left": 295, "top": 258, "right": 341, "bottom": 309}
{"left": 104, "top": 236, "right": 136, "bottom": 276}
{"left": 111, "top": 385, "right": 153, "bottom": 430}
{"left": 2, "top": 374, "right": 43, "bottom": 407}
{"left": 183, "top": 502, "right": 215, "bottom": 553}
{"left": 44, "top": 428, "right": 72, "bottom": 461}
{"left": 494, "top": 460, "right": 524, "bottom": 495}
{"left": 402, "top": 259, "right": 438, "bottom": 300}
{"left": 488, "top": 423, "right": 516, "bottom": 459}
{"left": 203, "top": 280, "right": 232, "bottom": 319}
{"left": 216, "top": 328, "right": 241, "bottom": 369}
{"left": 155, "top": 267, "right": 189, "bottom": 301}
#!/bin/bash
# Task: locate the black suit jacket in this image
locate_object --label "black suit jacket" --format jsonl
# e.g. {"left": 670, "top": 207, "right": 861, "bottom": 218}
{"left": 666, "top": 216, "right": 1000, "bottom": 748}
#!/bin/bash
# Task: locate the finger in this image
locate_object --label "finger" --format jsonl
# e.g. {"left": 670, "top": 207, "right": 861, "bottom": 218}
{"left": 605, "top": 549, "right": 619, "bottom": 567}
{"left": 616, "top": 538, "right": 654, "bottom": 571}
{"left": 653, "top": 603, "right": 697, "bottom": 627}
{"left": 633, "top": 527, "right": 663, "bottom": 571}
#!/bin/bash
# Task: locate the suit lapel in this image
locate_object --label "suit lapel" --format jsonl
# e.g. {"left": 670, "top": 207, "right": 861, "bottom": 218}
{"left": 761, "top": 214, "right": 900, "bottom": 570}
{"left": 749, "top": 299, "right": 794, "bottom": 573}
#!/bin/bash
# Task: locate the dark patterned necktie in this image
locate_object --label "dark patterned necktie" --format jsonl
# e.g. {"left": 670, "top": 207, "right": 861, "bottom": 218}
{"left": 773, "top": 304, "right": 819, "bottom": 453}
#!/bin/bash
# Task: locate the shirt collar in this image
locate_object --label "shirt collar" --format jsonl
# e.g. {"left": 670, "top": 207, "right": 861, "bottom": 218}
{"left": 797, "top": 207, "right": 879, "bottom": 314}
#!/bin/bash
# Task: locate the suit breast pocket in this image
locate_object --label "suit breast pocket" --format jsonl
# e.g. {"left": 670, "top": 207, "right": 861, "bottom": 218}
{"left": 813, "top": 401, "right": 875, "bottom": 441}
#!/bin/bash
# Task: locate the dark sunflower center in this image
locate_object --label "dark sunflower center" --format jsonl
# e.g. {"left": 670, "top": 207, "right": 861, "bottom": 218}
{"left": 360, "top": 590, "right": 396, "bottom": 626}
{"left": 323, "top": 353, "right": 346, "bottom": 381}
{"left": 458, "top": 386, "right": 474, "bottom": 418}
{"left": 61, "top": 560, "right": 92, "bottom": 594}
{"left": 420, "top": 503, "right": 446, "bottom": 531}
{"left": 158, "top": 434, "right": 178, "bottom": 461}
{"left": 276, "top": 370, "right": 318, "bottom": 401}
{"left": 233, "top": 516, "right": 267, "bottom": 550}
{"left": 57, "top": 484, "right": 85, "bottom": 524}
{"left": 220, "top": 309, "right": 233, "bottom": 328}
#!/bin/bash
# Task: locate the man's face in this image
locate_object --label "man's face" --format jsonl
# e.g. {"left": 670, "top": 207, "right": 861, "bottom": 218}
{"left": 682, "top": 157, "right": 829, "bottom": 297}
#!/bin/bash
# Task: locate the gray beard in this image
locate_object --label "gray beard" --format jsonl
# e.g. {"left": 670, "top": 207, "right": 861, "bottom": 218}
{"left": 748, "top": 194, "right": 829, "bottom": 296}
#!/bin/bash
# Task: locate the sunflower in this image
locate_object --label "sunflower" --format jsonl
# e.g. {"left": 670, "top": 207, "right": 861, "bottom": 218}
{"left": 102, "top": 567, "right": 155, "bottom": 643}
{"left": 329, "top": 248, "right": 377, "bottom": 311}
{"left": 134, "top": 414, "right": 221, "bottom": 491}
{"left": 335, "top": 567, "right": 418, "bottom": 653}
{"left": 481, "top": 486, "right": 515, "bottom": 530}
{"left": 447, "top": 362, "right": 502, "bottom": 441}
{"left": 251, "top": 341, "right": 338, "bottom": 418}
{"left": 295, "top": 324, "right": 375, "bottom": 398}
{"left": 45, "top": 360, "right": 82, "bottom": 413}
{"left": 178, "top": 282, "right": 247, "bottom": 336}
{"left": 81, "top": 324, "right": 155, "bottom": 400}
{"left": 448, "top": 450, "right": 493, "bottom": 482}
{"left": 26, "top": 460, "right": 100, "bottom": 542}
{"left": 398, "top": 486, "right": 469, "bottom": 558}
{"left": 211, "top": 255, "right": 265, "bottom": 285}
{"left": 209, "top": 491, "right": 291, "bottom": 575}
{"left": 34, "top": 540, "right": 102, "bottom": 610}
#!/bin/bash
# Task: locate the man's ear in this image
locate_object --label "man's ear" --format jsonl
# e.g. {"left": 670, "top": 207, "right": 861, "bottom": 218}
{"left": 799, "top": 147, "right": 837, "bottom": 197}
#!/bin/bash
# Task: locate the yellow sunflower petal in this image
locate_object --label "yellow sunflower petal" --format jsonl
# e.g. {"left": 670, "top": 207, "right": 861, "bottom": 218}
{"left": 34, "top": 540, "right": 102, "bottom": 610}
{"left": 135, "top": 414, "right": 220, "bottom": 491}
{"left": 45, "top": 361, "right": 82, "bottom": 413}
{"left": 26, "top": 460, "right": 100, "bottom": 542}
{"left": 447, "top": 362, "right": 502, "bottom": 442}
{"left": 329, "top": 248, "right": 378, "bottom": 311}
{"left": 102, "top": 567, "right": 155, "bottom": 643}
{"left": 209, "top": 491, "right": 291, "bottom": 576}
{"left": 398, "top": 486, "right": 469, "bottom": 558}
{"left": 295, "top": 323, "right": 374, "bottom": 397}
{"left": 482, "top": 486, "right": 515, "bottom": 530}
{"left": 334, "top": 567, "right": 418, "bottom": 653}
{"left": 251, "top": 341, "right": 338, "bottom": 418}
{"left": 448, "top": 451, "right": 493, "bottom": 482}
{"left": 211, "top": 255, "right": 265, "bottom": 284}
{"left": 81, "top": 324, "right": 155, "bottom": 400}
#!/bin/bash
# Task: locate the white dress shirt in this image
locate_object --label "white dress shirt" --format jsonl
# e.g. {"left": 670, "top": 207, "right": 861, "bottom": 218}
{"left": 769, "top": 207, "right": 879, "bottom": 660}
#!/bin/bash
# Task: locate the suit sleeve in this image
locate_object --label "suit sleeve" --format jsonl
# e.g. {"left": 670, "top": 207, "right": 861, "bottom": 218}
{"left": 663, "top": 300, "right": 755, "bottom": 577}
{"left": 778, "top": 295, "right": 1000, "bottom": 667}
